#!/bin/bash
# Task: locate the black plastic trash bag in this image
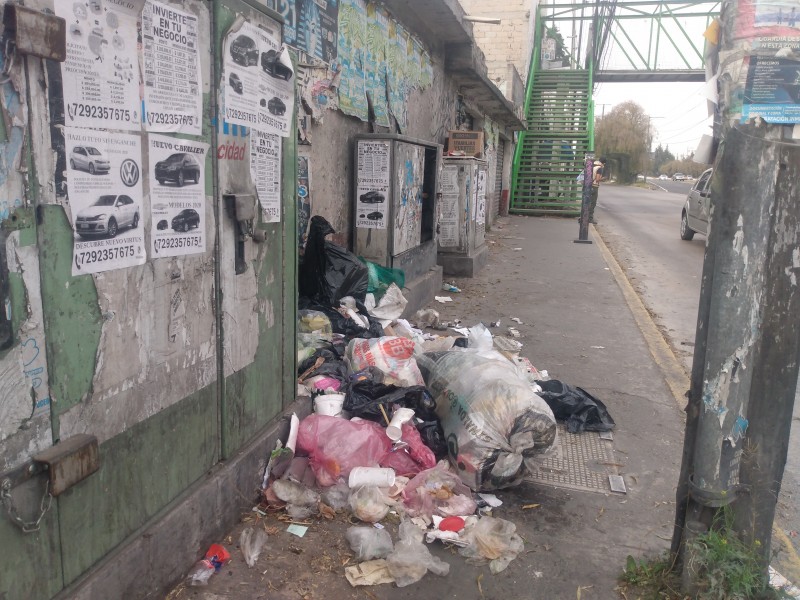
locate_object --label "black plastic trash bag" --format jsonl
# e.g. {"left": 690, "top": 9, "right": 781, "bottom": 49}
{"left": 535, "top": 380, "right": 616, "bottom": 434}
{"left": 344, "top": 375, "right": 448, "bottom": 459}
{"left": 299, "top": 216, "right": 368, "bottom": 304}
{"left": 298, "top": 347, "right": 349, "bottom": 384}
{"left": 298, "top": 297, "right": 384, "bottom": 340}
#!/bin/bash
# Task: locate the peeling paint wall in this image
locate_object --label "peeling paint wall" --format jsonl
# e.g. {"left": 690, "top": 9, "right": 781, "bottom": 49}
{"left": 0, "top": 0, "right": 53, "bottom": 471}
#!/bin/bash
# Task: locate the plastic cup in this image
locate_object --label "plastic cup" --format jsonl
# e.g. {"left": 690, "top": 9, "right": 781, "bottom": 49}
{"left": 348, "top": 467, "right": 396, "bottom": 488}
{"left": 385, "top": 407, "right": 415, "bottom": 441}
{"left": 314, "top": 393, "right": 345, "bottom": 417}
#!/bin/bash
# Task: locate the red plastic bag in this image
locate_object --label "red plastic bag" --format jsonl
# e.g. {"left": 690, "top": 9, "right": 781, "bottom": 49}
{"left": 297, "top": 415, "right": 391, "bottom": 486}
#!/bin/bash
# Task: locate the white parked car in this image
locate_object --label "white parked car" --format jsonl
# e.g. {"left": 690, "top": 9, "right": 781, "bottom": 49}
{"left": 75, "top": 194, "right": 140, "bottom": 238}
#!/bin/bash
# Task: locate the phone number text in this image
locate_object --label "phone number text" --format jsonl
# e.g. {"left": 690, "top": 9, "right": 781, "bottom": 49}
{"left": 68, "top": 103, "right": 133, "bottom": 123}
{"left": 75, "top": 245, "right": 135, "bottom": 269}
{"left": 155, "top": 236, "right": 202, "bottom": 252}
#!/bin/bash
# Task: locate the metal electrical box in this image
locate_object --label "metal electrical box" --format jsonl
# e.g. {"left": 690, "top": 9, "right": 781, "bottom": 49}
{"left": 437, "top": 157, "right": 489, "bottom": 277}
{"left": 353, "top": 134, "right": 442, "bottom": 285}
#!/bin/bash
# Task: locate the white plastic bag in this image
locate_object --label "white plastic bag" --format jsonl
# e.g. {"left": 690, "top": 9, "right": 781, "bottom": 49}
{"left": 416, "top": 351, "right": 557, "bottom": 490}
{"left": 346, "top": 337, "right": 424, "bottom": 387}
{"left": 386, "top": 520, "right": 450, "bottom": 587}
{"left": 345, "top": 526, "right": 394, "bottom": 561}
{"left": 239, "top": 527, "right": 269, "bottom": 568}
{"left": 369, "top": 283, "right": 408, "bottom": 321}
{"left": 458, "top": 516, "right": 524, "bottom": 574}
{"left": 349, "top": 485, "right": 391, "bottom": 523}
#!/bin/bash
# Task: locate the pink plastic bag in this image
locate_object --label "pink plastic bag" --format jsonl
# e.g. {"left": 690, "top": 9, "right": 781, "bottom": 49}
{"left": 297, "top": 415, "right": 391, "bottom": 486}
{"left": 380, "top": 423, "right": 436, "bottom": 476}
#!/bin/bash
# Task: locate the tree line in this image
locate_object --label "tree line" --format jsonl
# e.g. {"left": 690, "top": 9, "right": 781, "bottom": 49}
{"left": 594, "top": 100, "right": 709, "bottom": 182}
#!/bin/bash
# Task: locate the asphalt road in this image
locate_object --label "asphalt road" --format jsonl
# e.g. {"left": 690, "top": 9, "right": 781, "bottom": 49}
{"left": 594, "top": 183, "right": 800, "bottom": 581}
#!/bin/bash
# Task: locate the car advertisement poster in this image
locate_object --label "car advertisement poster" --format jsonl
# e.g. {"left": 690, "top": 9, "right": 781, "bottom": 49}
{"left": 355, "top": 140, "right": 390, "bottom": 229}
{"left": 148, "top": 134, "right": 208, "bottom": 258}
{"left": 142, "top": 0, "right": 202, "bottom": 135}
{"left": 438, "top": 164, "right": 459, "bottom": 248}
{"left": 250, "top": 130, "right": 282, "bottom": 223}
{"left": 56, "top": 0, "right": 141, "bottom": 131}
{"left": 223, "top": 20, "right": 294, "bottom": 137}
{"left": 64, "top": 128, "right": 146, "bottom": 275}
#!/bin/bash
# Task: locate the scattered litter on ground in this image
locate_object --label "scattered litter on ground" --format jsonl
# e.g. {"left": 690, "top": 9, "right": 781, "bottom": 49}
{"left": 510, "top": 317, "right": 523, "bottom": 324}
{"left": 442, "top": 282, "right": 461, "bottom": 293}
{"left": 522, "top": 503, "right": 541, "bottom": 510}
{"left": 590, "top": 345, "right": 605, "bottom": 349}
{"left": 286, "top": 524, "right": 309, "bottom": 537}
{"left": 434, "top": 296, "right": 453, "bottom": 303}
{"left": 239, "top": 527, "right": 268, "bottom": 567}
{"left": 186, "top": 544, "right": 230, "bottom": 586}
{"left": 536, "top": 380, "right": 616, "bottom": 434}
{"left": 477, "top": 493, "right": 503, "bottom": 508}
{"left": 507, "top": 327, "right": 521, "bottom": 338}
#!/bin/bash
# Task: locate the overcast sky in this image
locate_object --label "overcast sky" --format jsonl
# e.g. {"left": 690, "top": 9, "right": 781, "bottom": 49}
{"left": 594, "top": 81, "right": 713, "bottom": 159}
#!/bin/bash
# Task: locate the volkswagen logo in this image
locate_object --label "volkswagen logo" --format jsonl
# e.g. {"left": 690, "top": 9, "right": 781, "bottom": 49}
{"left": 120, "top": 159, "right": 140, "bottom": 187}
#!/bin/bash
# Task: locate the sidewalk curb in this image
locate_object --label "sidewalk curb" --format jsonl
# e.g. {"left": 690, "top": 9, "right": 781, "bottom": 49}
{"left": 591, "top": 225, "right": 690, "bottom": 411}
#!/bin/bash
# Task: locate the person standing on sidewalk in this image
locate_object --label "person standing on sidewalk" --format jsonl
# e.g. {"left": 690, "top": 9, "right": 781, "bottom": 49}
{"left": 589, "top": 158, "right": 606, "bottom": 224}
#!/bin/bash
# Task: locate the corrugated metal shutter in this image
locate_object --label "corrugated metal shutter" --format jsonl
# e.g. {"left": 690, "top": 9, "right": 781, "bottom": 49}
{"left": 493, "top": 139, "right": 505, "bottom": 217}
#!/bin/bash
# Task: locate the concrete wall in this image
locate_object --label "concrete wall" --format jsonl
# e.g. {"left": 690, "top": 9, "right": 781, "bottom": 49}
{"left": 458, "top": 0, "right": 537, "bottom": 88}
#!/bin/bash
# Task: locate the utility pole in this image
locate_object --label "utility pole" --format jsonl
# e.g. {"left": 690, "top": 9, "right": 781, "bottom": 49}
{"left": 672, "top": 0, "right": 800, "bottom": 589}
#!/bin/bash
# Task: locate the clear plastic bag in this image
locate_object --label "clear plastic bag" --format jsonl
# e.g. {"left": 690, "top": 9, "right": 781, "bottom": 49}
{"left": 369, "top": 283, "right": 408, "bottom": 321}
{"left": 320, "top": 481, "right": 351, "bottom": 511}
{"left": 298, "top": 310, "right": 332, "bottom": 336}
{"left": 401, "top": 461, "right": 477, "bottom": 518}
{"left": 416, "top": 351, "right": 558, "bottom": 490}
{"left": 239, "top": 527, "right": 268, "bottom": 568}
{"left": 271, "top": 478, "right": 320, "bottom": 519}
{"left": 348, "top": 485, "right": 391, "bottom": 523}
{"left": 346, "top": 337, "right": 424, "bottom": 387}
{"left": 458, "top": 516, "right": 524, "bottom": 574}
{"left": 345, "top": 526, "right": 394, "bottom": 561}
{"left": 386, "top": 520, "right": 450, "bottom": 587}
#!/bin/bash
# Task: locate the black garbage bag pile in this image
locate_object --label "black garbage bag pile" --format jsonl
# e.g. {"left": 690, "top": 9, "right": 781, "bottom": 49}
{"left": 299, "top": 216, "right": 384, "bottom": 341}
{"left": 535, "top": 379, "right": 616, "bottom": 434}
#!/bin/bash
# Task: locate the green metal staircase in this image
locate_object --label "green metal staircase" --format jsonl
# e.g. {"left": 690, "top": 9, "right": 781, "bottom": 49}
{"left": 511, "top": 69, "right": 592, "bottom": 216}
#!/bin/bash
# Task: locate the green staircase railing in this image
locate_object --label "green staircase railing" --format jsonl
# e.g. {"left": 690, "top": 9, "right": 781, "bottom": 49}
{"left": 511, "top": 19, "right": 594, "bottom": 216}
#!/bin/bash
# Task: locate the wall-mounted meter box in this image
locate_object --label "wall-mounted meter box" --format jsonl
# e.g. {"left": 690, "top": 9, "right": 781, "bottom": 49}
{"left": 437, "top": 157, "right": 489, "bottom": 277}
{"left": 353, "top": 134, "right": 443, "bottom": 311}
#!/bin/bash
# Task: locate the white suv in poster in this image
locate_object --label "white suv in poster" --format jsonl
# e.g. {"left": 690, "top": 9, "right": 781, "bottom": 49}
{"left": 75, "top": 195, "right": 140, "bottom": 238}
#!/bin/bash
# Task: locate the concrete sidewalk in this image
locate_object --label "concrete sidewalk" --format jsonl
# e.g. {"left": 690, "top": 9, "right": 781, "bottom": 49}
{"left": 170, "top": 215, "right": 687, "bottom": 600}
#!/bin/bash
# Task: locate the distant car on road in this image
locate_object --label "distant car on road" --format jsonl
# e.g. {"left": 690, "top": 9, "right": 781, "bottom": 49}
{"left": 171, "top": 208, "right": 200, "bottom": 232}
{"left": 70, "top": 146, "right": 110, "bottom": 175}
{"left": 75, "top": 194, "right": 139, "bottom": 238}
{"left": 680, "top": 168, "right": 713, "bottom": 240}
{"left": 672, "top": 173, "right": 687, "bottom": 181}
{"left": 360, "top": 191, "right": 385, "bottom": 204}
{"left": 155, "top": 152, "right": 201, "bottom": 187}
{"left": 659, "top": 174, "right": 668, "bottom": 180}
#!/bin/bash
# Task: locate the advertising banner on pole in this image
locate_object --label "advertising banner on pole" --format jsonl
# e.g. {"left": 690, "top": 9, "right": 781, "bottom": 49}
{"left": 64, "top": 128, "right": 146, "bottom": 275}
{"left": 355, "top": 140, "right": 390, "bottom": 230}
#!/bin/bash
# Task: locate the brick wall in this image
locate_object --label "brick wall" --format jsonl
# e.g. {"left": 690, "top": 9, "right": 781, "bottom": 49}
{"left": 458, "top": 0, "right": 536, "bottom": 89}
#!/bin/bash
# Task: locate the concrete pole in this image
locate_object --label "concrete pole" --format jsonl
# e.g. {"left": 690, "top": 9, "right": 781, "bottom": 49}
{"left": 574, "top": 154, "right": 594, "bottom": 244}
{"left": 674, "top": 0, "right": 800, "bottom": 576}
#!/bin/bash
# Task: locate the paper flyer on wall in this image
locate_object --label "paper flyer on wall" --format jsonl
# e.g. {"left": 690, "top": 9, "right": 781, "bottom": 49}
{"left": 742, "top": 56, "right": 800, "bottom": 123}
{"left": 476, "top": 168, "right": 487, "bottom": 226}
{"left": 142, "top": 0, "right": 202, "bottom": 135}
{"left": 250, "top": 130, "right": 282, "bottom": 223}
{"left": 223, "top": 20, "right": 294, "bottom": 137}
{"left": 355, "top": 140, "right": 390, "bottom": 229}
{"left": 56, "top": 0, "right": 141, "bottom": 131}
{"left": 148, "top": 134, "right": 208, "bottom": 258}
{"left": 438, "top": 164, "right": 459, "bottom": 247}
{"left": 64, "top": 128, "right": 145, "bottom": 275}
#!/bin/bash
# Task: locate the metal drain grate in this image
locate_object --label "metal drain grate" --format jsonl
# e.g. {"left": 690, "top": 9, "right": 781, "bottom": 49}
{"left": 527, "top": 426, "right": 615, "bottom": 494}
